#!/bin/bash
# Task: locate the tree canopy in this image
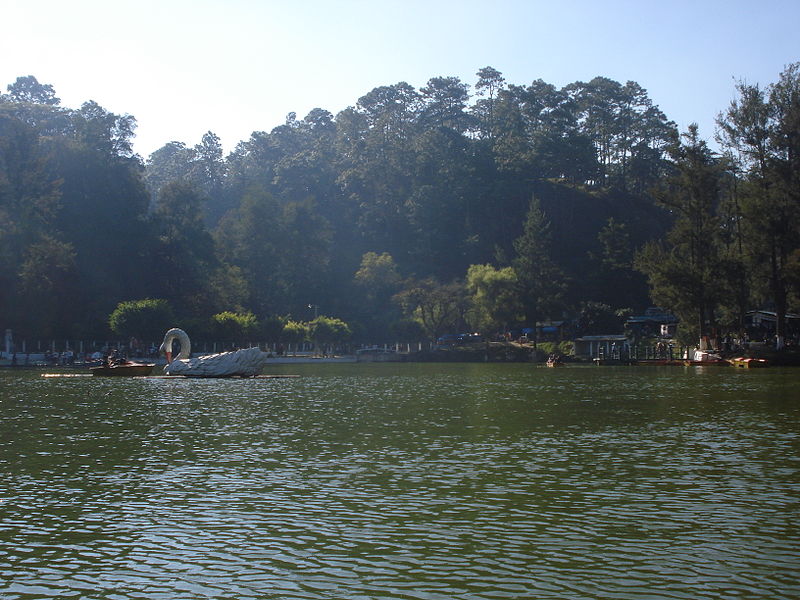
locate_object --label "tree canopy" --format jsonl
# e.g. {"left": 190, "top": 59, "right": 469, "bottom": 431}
{"left": 2, "top": 65, "right": 798, "bottom": 347}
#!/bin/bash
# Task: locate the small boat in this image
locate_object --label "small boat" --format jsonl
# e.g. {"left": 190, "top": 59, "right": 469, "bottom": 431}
{"left": 633, "top": 359, "right": 685, "bottom": 366}
{"left": 684, "top": 350, "right": 727, "bottom": 366}
{"left": 90, "top": 360, "right": 155, "bottom": 377}
{"left": 546, "top": 355, "right": 565, "bottom": 367}
{"left": 683, "top": 360, "right": 728, "bottom": 366}
{"left": 729, "top": 357, "right": 769, "bottom": 368}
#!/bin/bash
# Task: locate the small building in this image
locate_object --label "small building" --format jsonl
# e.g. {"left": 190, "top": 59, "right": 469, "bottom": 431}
{"left": 625, "top": 307, "right": 678, "bottom": 339}
{"left": 573, "top": 335, "right": 629, "bottom": 359}
{"left": 745, "top": 310, "right": 800, "bottom": 339}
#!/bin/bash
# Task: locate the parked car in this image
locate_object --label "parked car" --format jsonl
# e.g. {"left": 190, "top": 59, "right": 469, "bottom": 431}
{"left": 457, "top": 333, "right": 484, "bottom": 344}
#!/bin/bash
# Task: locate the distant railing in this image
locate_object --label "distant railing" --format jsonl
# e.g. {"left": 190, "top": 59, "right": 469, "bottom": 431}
{"left": 1, "top": 339, "right": 435, "bottom": 363}
{"left": 597, "top": 345, "right": 694, "bottom": 361}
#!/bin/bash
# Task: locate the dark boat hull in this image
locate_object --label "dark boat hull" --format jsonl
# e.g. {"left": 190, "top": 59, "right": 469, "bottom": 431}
{"left": 90, "top": 363, "right": 155, "bottom": 376}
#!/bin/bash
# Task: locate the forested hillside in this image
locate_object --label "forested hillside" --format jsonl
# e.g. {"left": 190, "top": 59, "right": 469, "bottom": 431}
{"left": 1, "top": 66, "right": 798, "bottom": 345}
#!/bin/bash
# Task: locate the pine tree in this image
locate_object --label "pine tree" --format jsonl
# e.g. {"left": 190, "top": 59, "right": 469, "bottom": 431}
{"left": 512, "top": 196, "right": 568, "bottom": 331}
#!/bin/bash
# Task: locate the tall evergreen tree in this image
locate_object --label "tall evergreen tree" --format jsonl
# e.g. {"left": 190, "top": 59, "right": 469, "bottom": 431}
{"left": 512, "top": 196, "right": 568, "bottom": 329}
{"left": 717, "top": 64, "right": 800, "bottom": 347}
{"left": 150, "top": 181, "right": 244, "bottom": 319}
{"left": 214, "top": 185, "right": 285, "bottom": 315}
{"left": 636, "top": 126, "right": 725, "bottom": 344}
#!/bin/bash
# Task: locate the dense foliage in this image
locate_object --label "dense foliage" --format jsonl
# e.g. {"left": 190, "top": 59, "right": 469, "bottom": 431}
{"left": 1, "top": 66, "right": 798, "bottom": 345}
{"left": 108, "top": 299, "right": 175, "bottom": 341}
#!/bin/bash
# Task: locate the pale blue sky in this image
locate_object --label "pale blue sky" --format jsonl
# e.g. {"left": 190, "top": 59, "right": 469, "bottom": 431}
{"left": 3, "top": 0, "right": 798, "bottom": 157}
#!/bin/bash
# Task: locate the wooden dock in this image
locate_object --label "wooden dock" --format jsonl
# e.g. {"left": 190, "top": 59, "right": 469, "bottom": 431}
{"left": 41, "top": 373, "right": 300, "bottom": 379}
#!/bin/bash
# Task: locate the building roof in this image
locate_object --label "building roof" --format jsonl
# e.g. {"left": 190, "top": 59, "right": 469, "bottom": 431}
{"left": 746, "top": 310, "right": 800, "bottom": 321}
{"left": 626, "top": 314, "right": 678, "bottom": 324}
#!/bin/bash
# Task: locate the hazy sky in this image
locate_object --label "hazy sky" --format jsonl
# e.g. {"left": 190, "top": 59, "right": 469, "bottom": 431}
{"left": 3, "top": 0, "right": 798, "bottom": 157}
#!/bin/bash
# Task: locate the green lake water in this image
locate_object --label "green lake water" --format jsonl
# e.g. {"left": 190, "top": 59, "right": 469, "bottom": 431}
{"left": 0, "top": 363, "right": 798, "bottom": 599}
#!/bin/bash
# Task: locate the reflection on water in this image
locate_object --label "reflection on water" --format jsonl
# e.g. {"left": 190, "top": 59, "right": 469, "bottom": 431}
{"left": 1, "top": 364, "right": 798, "bottom": 599}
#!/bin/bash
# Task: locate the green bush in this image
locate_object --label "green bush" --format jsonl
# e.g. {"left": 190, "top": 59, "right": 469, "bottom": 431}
{"left": 282, "top": 320, "right": 308, "bottom": 345}
{"left": 307, "top": 316, "right": 352, "bottom": 345}
{"left": 211, "top": 311, "right": 258, "bottom": 346}
{"left": 537, "top": 340, "right": 574, "bottom": 356}
{"left": 108, "top": 299, "right": 175, "bottom": 342}
{"left": 557, "top": 340, "right": 574, "bottom": 355}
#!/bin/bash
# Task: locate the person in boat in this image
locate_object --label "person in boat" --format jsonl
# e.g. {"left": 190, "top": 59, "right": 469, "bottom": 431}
{"left": 103, "top": 348, "right": 119, "bottom": 367}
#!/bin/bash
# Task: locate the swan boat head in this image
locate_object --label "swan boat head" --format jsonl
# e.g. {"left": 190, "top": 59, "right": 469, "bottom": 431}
{"left": 159, "top": 328, "right": 191, "bottom": 364}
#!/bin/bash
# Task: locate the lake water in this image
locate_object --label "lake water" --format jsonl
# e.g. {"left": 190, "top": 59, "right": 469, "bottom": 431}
{"left": 0, "top": 363, "right": 798, "bottom": 599}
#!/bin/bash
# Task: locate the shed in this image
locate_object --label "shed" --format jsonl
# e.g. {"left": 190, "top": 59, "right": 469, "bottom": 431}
{"left": 745, "top": 310, "right": 800, "bottom": 329}
{"left": 573, "top": 335, "right": 629, "bottom": 359}
{"left": 625, "top": 307, "right": 678, "bottom": 338}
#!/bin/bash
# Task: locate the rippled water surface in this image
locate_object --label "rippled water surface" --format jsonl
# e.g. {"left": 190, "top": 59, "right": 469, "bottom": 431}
{"left": 1, "top": 364, "right": 798, "bottom": 599}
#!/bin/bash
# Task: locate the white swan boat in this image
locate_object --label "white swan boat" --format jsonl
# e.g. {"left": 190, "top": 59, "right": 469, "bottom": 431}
{"left": 159, "top": 328, "right": 269, "bottom": 377}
